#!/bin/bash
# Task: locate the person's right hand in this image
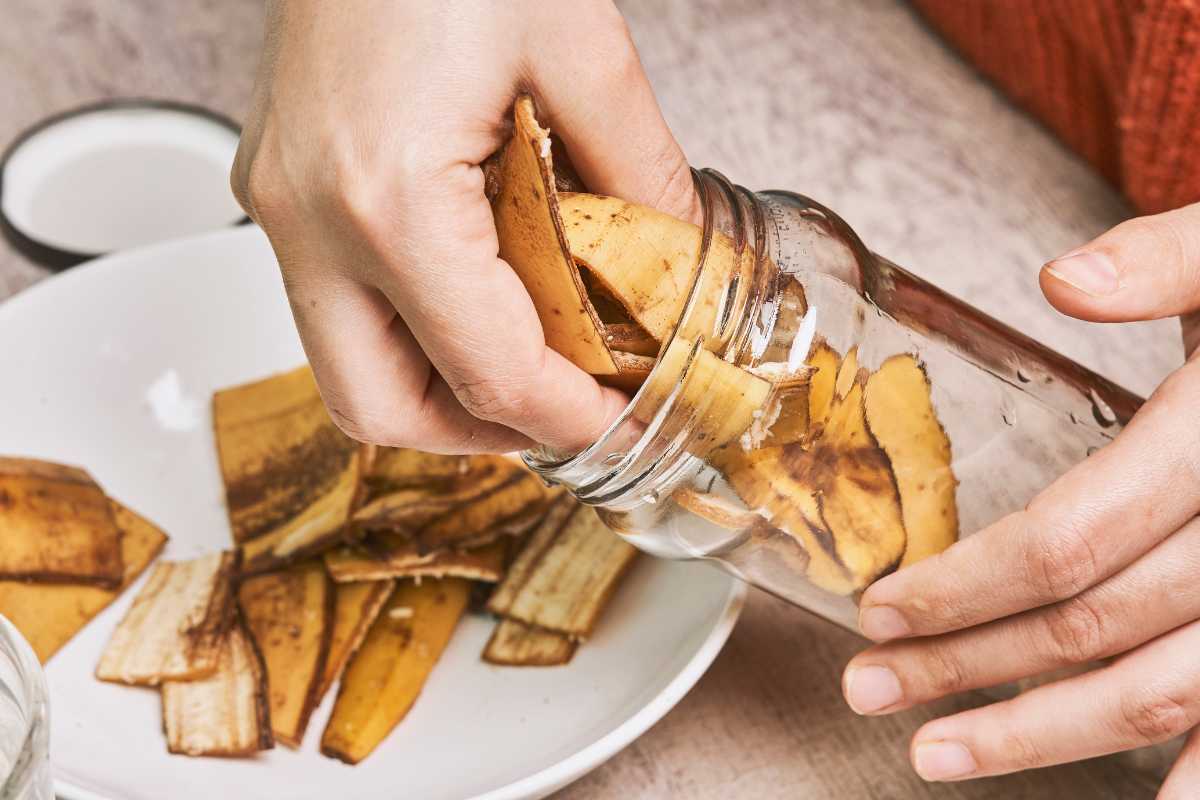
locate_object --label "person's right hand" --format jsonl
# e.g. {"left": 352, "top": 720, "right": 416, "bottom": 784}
{"left": 231, "top": 1, "right": 697, "bottom": 453}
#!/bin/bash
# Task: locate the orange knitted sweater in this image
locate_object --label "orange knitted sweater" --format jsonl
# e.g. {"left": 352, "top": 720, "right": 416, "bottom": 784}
{"left": 911, "top": 0, "right": 1199, "bottom": 215}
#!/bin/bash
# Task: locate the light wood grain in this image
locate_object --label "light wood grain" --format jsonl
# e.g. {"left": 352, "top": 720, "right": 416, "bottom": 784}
{"left": 1, "top": 0, "right": 1180, "bottom": 797}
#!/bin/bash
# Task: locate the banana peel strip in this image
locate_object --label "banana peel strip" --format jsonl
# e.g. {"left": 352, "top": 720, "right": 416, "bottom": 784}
{"left": 491, "top": 95, "right": 616, "bottom": 375}
{"left": 559, "top": 193, "right": 755, "bottom": 353}
{"left": 352, "top": 455, "right": 527, "bottom": 532}
{"left": 482, "top": 619, "right": 577, "bottom": 667}
{"left": 864, "top": 354, "right": 959, "bottom": 566}
{"left": 95, "top": 551, "right": 237, "bottom": 685}
{"left": 237, "top": 560, "right": 334, "bottom": 748}
{"left": 413, "top": 471, "right": 551, "bottom": 553}
{"left": 0, "top": 500, "right": 168, "bottom": 663}
{"left": 486, "top": 495, "right": 577, "bottom": 615}
{"left": 316, "top": 579, "right": 394, "bottom": 702}
{"left": 321, "top": 578, "right": 471, "bottom": 765}
{"left": 161, "top": 616, "right": 274, "bottom": 757}
{"left": 634, "top": 337, "right": 773, "bottom": 458}
{"left": 718, "top": 347, "right": 908, "bottom": 594}
{"left": 213, "top": 366, "right": 362, "bottom": 571}
{"left": 0, "top": 457, "right": 124, "bottom": 587}
{"left": 489, "top": 504, "right": 637, "bottom": 639}
{"left": 366, "top": 448, "right": 470, "bottom": 493}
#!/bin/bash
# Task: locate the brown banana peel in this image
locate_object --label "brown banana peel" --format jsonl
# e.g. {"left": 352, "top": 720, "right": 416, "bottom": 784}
{"left": 320, "top": 578, "right": 470, "bottom": 764}
{"left": 237, "top": 560, "right": 334, "bottom": 748}
{"left": 864, "top": 355, "right": 959, "bottom": 566}
{"left": 0, "top": 500, "right": 167, "bottom": 663}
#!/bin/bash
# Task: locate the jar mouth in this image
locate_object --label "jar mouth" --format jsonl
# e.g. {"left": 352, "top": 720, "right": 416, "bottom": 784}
{"left": 523, "top": 168, "right": 774, "bottom": 504}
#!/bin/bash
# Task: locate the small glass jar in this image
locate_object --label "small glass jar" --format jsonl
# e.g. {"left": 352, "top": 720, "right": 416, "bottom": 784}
{"left": 526, "top": 169, "right": 1141, "bottom": 631}
{"left": 0, "top": 616, "right": 51, "bottom": 800}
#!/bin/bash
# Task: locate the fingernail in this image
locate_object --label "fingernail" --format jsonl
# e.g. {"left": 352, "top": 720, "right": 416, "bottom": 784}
{"left": 859, "top": 605, "right": 910, "bottom": 641}
{"left": 913, "top": 741, "right": 978, "bottom": 781}
{"left": 844, "top": 665, "right": 903, "bottom": 714}
{"left": 1044, "top": 251, "right": 1120, "bottom": 296}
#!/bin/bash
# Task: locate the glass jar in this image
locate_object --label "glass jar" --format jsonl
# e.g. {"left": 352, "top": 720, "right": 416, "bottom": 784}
{"left": 526, "top": 169, "right": 1141, "bottom": 631}
{"left": 0, "top": 616, "right": 51, "bottom": 800}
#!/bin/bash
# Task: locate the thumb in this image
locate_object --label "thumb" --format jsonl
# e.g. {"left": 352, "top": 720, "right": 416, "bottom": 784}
{"left": 1040, "top": 202, "right": 1200, "bottom": 323}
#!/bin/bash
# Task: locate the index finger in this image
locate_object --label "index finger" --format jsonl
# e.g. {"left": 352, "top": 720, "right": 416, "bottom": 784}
{"left": 857, "top": 357, "right": 1200, "bottom": 641}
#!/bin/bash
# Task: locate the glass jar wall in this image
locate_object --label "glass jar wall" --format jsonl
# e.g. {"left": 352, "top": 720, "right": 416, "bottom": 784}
{"left": 526, "top": 169, "right": 1139, "bottom": 631}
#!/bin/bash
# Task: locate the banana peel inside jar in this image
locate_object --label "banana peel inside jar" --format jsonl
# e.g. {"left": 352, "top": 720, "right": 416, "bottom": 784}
{"left": 491, "top": 96, "right": 959, "bottom": 596}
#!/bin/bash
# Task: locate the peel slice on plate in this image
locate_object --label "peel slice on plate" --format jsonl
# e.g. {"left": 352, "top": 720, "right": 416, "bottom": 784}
{"left": 366, "top": 448, "right": 470, "bottom": 494}
{"left": 413, "top": 470, "right": 550, "bottom": 553}
{"left": 486, "top": 495, "right": 576, "bottom": 615}
{"left": 213, "top": 366, "right": 362, "bottom": 571}
{"left": 237, "top": 560, "right": 334, "bottom": 748}
{"left": 315, "top": 579, "right": 394, "bottom": 702}
{"left": 482, "top": 619, "right": 576, "bottom": 667}
{"left": 321, "top": 577, "right": 471, "bottom": 765}
{"left": 0, "top": 457, "right": 123, "bottom": 587}
{"left": 0, "top": 500, "right": 168, "bottom": 663}
{"left": 327, "top": 537, "right": 509, "bottom": 583}
{"left": 490, "top": 504, "right": 637, "bottom": 639}
{"left": 161, "top": 617, "right": 274, "bottom": 757}
{"left": 352, "top": 455, "right": 529, "bottom": 533}
{"left": 95, "top": 550, "right": 237, "bottom": 685}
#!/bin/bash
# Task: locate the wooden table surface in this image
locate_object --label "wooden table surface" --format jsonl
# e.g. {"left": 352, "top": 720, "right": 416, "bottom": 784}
{"left": 2, "top": 1, "right": 1183, "bottom": 797}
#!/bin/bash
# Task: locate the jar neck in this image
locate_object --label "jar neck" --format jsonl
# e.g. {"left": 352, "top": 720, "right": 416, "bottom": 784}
{"left": 523, "top": 169, "right": 787, "bottom": 505}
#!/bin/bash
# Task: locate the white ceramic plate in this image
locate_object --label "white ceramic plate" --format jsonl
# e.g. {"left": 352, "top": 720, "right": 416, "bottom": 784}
{"left": 0, "top": 226, "right": 744, "bottom": 800}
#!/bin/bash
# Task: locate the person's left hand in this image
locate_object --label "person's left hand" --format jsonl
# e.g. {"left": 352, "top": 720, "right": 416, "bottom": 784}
{"left": 840, "top": 201, "right": 1200, "bottom": 795}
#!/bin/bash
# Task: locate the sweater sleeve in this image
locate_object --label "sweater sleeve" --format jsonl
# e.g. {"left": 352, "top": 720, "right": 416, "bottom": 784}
{"left": 910, "top": 0, "right": 1199, "bottom": 215}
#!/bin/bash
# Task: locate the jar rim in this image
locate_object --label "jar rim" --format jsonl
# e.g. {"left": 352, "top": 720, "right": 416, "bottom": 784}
{"left": 523, "top": 168, "right": 771, "bottom": 503}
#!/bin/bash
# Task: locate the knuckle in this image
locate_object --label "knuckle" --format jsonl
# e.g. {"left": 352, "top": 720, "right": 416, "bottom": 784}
{"left": 1042, "top": 596, "right": 1106, "bottom": 664}
{"left": 999, "top": 729, "right": 1049, "bottom": 772}
{"left": 1021, "top": 520, "right": 1098, "bottom": 602}
{"left": 243, "top": 155, "right": 295, "bottom": 226}
{"left": 453, "top": 374, "right": 534, "bottom": 425}
{"left": 646, "top": 149, "right": 696, "bottom": 221}
{"left": 321, "top": 387, "right": 413, "bottom": 448}
{"left": 1118, "top": 689, "right": 1196, "bottom": 745}
{"left": 920, "top": 644, "right": 972, "bottom": 697}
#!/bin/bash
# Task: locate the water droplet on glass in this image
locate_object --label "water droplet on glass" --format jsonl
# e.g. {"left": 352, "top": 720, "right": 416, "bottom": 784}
{"left": 1068, "top": 412, "right": 1079, "bottom": 424}
{"left": 1086, "top": 446, "right": 1100, "bottom": 457}
{"left": 602, "top": 452, "right": 625, "bottom": 466}
{"left": 642, "top": 490, "right": 659, "bottom": 505}
{"left": 1089, "top": 389, "right": 1117, "bottom": 428}
{"left": 1001, "top": 411, "right": 1014, "bottom": 426}
{"left": 1016, "top": 367, "right": 1031, "bottom": 383}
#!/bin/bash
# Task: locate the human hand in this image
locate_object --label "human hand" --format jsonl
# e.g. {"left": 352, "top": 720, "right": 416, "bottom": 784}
{"left": 231, "top": 1, "right": 697, "bottom": 453}
{"left": 841, "top": 202, "right": 1200, "bottom": 795}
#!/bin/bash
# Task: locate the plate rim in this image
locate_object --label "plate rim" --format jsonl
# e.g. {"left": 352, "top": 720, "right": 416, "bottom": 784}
{"left": 4, "top": 226, "right": 749, "bottom": 800}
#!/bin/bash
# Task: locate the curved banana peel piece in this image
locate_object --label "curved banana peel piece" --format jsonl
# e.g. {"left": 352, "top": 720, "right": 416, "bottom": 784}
{"left": 807, "top": 342, "right": 840, "bottom": 428}
{"left": 864, "top": 355, "right": 959, "bottom": 566}
{"left": 715, "top": 347, "right": 908, "bottom": 594}
{"left": 491, "top": 96, "right": 617, "bottom": 375}
{"left": 634, "top": 337, "right": 773, "bottom": 458}
{"left": 559, "top": 192, "right": 755, "bottom": 353}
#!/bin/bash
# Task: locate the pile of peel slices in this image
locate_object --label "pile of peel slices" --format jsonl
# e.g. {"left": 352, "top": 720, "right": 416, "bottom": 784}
{"left": 1, "top": 366, "right": 638, "bottom": 765}
{"left": 492, "top": 95, "right": 960, "bottom": 598}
